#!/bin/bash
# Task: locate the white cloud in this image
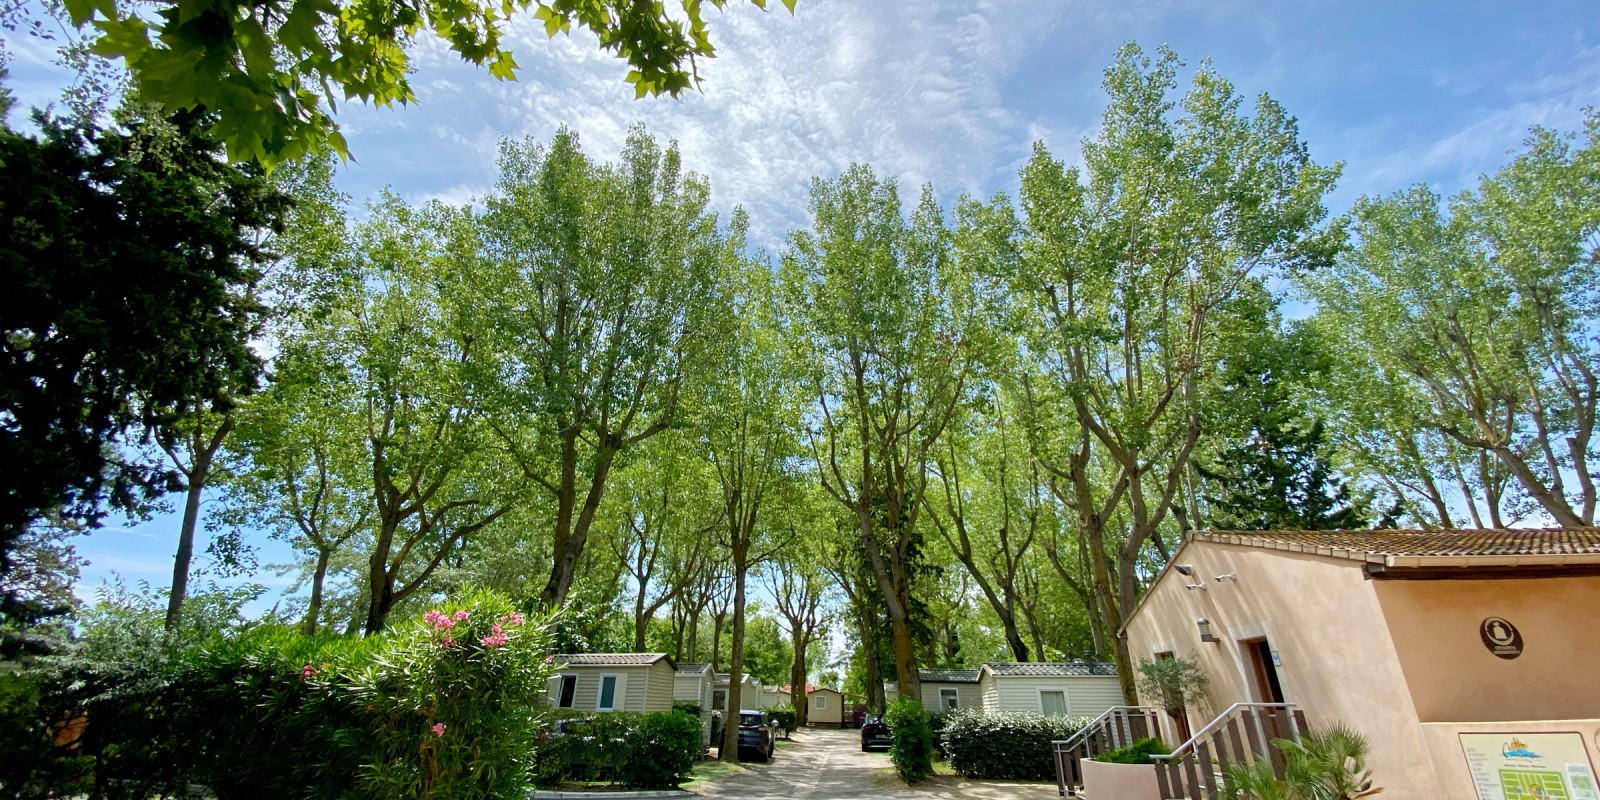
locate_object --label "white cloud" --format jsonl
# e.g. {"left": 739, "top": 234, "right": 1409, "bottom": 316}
{"left": 363, "top": 0, "right": 1067, "bottom": 246}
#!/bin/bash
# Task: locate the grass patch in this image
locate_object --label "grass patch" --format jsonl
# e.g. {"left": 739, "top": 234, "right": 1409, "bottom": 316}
{"left": 680, "top": 757, "right": 748, "bottom": 792}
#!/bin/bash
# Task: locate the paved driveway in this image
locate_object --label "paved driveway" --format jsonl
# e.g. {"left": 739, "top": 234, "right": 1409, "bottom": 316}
{"left": 694, "top": 728, "right": 1058, "bottom": 800}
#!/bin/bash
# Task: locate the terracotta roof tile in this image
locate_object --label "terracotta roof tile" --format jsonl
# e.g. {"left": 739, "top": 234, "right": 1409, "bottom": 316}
{"left": 1195, "top": 528, "right": 1600, "bottom": 560}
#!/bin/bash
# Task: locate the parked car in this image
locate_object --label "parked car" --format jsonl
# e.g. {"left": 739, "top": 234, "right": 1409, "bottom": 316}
{"left": 737, "top": 709, "right": 776, "bottom": 762}
{"left": 860, "top": 714, "right": 892, "bottom": 751}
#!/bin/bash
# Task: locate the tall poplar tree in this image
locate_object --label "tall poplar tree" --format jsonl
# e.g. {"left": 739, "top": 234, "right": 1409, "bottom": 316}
{"left": 1011, "top": 44, "right": 1340, "bottom": 701}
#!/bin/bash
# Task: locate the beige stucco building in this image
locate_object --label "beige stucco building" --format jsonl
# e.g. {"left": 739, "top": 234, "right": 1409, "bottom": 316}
{"left": 1122, "top": 528, "right": 1600, "bottom": 800}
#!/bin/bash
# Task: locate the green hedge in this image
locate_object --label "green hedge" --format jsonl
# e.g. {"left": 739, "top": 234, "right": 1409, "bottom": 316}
{"left": 1100, "top": 737, "right": 1168, "bottom": 765}
{"left": 885, "top": 696, "right": 933, "bottom": 783}
{"left": 1, "top": 591, "right": 556, "bottom": 800}
{"left": 768, "top": 707, "right": 797, "bottom": 737}
{"left": 532, "top": 710, "right": 701, "bottom": 788}
{"left": 939, "top": 709, "right": 1093, "bottom": 781}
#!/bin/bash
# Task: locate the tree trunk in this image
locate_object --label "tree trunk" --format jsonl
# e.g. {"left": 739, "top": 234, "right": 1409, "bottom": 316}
{"left": 719, "top": 565, "right": 747, "bottom": 761}
{"left": 164, "top": 473, "right": 207, "bottom": 630}
{"left": 303, "top": 547, "right": 332, "bottom": 636}
{"left": 790, "top": 629, "right": 808, "bottom": 725}
{"left": 164, "top": 414, "right": 231, "bottom": 631}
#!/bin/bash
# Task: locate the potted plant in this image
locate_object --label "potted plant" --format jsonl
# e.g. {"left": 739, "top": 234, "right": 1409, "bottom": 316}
{"left": 1081, "top": 737, "right": 1168, "bottom": 799}
{"left": 1137, "top": 654, "right": 1210, "bottom": 741}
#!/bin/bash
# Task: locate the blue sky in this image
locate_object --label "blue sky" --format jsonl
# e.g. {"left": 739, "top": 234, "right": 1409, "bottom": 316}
{"left": 6, "top": 0, "right": 1598, "bottom": 607}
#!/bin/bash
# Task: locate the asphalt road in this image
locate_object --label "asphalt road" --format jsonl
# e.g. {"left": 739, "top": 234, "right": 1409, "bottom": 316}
{"left": 695, "top": 728, "right": 1059, "bottom": 800}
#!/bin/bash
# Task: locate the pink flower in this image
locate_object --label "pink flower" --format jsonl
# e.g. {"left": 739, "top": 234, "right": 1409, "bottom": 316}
{"left": 440, "top": 637, "right": 455, "bottom": 648}
{"left": 453, "top": 610, "right": 470, "bottom": 622}
{"left": 481, "top": 633, "right": 508, "bottom": 648}
{"left": 432, "top": 722, "right": 446, "bottom": 737}
{"left": 425, "top": 610, "right": 455, "bottom": 630}
{"left": 301, "top": 664, "right": 314, "bottom": 681}
{"left": 500, "top": 612, "right": 525, "bottom": 627}
{"left": 544, "top": 654, "right": 555, "bottom": 664}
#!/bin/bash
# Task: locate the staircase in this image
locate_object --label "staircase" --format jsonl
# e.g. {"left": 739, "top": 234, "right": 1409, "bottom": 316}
{"left": 1052, "top": 706, "right": 1160, "bottom": 797}
{"left": 1152, "top": 702, "right": 1306, "bottom": 800}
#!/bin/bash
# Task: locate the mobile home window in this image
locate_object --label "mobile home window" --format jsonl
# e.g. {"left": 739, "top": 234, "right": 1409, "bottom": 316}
{"left": 597, "top": 674, "right": 622, "bottom": 712}
{"left": 814, "top": 694, "right": 827, "bottom": 709}
{"left": 1039, "top": 690, "right": 1068, "bottom": 717}
{"left": 556, "top": 674, "right": 577, "bottom": 709}
{"left": 939, "top": 688, "right": 959, "bottom": 711}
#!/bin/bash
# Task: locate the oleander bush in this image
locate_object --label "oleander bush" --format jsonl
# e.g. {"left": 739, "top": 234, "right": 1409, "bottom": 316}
{"left": 885, "top": 696, "right": 934, "bottom": 782}
{"left": 1, "top": 589, "right": 557, "bottom": 800}
{"left": 939, "top": 709, "right": 1093, "bottom": 781}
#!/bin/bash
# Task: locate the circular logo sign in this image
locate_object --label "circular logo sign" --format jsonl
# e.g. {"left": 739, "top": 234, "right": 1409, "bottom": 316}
{"left": 1480, "top": 617, "right": 1523, "bottom": 660}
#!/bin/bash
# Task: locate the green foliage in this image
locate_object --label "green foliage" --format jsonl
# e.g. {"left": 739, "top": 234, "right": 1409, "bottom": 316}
{"left": 532, "top": 710, "right": 702, "bottom": 789}
{"left": 884, "top": 696, "right": 934, "bottom": 783}
{"left": 625, "top": 711, "right": 702, "bottom": 788}
{"left": 0, "top": 108, "right": 286, "bottom": 611}
{"left": 1197, "top": 322, "right": 1378, "bottom": 531}
{"left": 1099, "top": 737, "right": 1168, "bottom": 765}
{"left": 938, "top": 709, "right": 1092, "bottom": 781}
{"left": 3, "top": 589, "right": 554, "bottom": 799}
{"left": 1136, "top": 654, "right": 1210, "bottom": 716}
{"left": 60, "top": 0, "right": 796, "bottom": 165}
{"left": 1299, "top": 110, "right": 1600, "bottom": 529}
{"left": 1219, "top": 724, "right": 1381, "bottom": 800}
{"left": 673, "top": 699, "right": 705, "bottom": 717}
{"left": 767, "top": 707, "right": 797, "bottom": 734}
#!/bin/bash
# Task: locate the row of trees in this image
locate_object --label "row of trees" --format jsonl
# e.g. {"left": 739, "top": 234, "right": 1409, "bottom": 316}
{"left": 3, "top": 45, "right": 1596, "bottom": 753}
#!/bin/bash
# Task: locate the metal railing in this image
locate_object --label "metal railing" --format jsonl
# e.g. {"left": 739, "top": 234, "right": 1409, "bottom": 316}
{"left": 1152, "top": 702, "right": 1306, "bottom": 800}
{"left": 1052, "top": 706, "right": 1161, "bottom": 796}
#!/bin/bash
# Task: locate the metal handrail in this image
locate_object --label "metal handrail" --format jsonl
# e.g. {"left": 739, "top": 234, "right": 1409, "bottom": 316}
{"left": 1150, "top": 702, "right": 1304, "bottom": 800}
{"left": 1051, "top": 705, "right": 1161, "bottom": 797}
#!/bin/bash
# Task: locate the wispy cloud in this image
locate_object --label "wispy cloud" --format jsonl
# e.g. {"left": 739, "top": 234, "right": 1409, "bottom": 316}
{"left": 348, "top": 0, "right": 1065, "bottom": 245}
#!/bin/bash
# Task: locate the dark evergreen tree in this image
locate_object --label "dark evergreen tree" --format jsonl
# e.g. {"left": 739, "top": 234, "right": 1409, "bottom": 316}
{"left": 0, "top": 106, "right": 287, "bottom": 622}
{"left": 1198, "top": 322, "right": 1377, "bottom": 532}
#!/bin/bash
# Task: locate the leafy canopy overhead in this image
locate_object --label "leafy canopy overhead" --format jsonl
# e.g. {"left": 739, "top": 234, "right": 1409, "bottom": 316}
{"left": 65, "top": 0, "right": 796, "bottom": 166}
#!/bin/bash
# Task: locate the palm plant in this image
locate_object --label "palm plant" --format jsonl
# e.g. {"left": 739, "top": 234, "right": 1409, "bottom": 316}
{"left": 1219, "top": 723, "right": 1382, "bottom": 800}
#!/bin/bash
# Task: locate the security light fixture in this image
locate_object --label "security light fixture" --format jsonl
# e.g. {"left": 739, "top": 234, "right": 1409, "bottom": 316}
{"left": 1197, "top": 618, "right": 1219, "bottom": 643}
{"left": 1184, "top": 582, "right": 1208, "bottom": 591}
{"left": 1215, "top": 572, "right": 1238, "bottom": 582}
{"left": 1174, "top": 564, "right": 1195, "bottom": 577}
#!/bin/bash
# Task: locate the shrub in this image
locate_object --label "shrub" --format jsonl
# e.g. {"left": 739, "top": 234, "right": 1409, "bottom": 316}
{"left": 1099, "top": 737, "right": 1168, "bottom": 765}
{"left": 1220, "top": 723, "right": 1380, "bottom": 800}
{"left": 672, "top": 699, "right": 704, "bottom": 717}
{"left": 4, "top": 589, "right": 556, "bottom": 800}
{"left": 622, "top": 711, "right": 701, "bottom": 788}
{"left": 531, "top": 710, "right": 702, "bottom": 789}
{"left": 885, "top": 696, "right": 933, "bottom": 783}
{"left": 768, "top": 707, "right": 798, "bottom": 737}
{"left": 939, "top": 709, "right": 1092, "bottom": 780}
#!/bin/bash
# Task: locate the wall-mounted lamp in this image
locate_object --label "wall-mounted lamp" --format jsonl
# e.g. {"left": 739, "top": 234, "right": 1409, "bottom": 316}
{"left": 1174, "top": 564, "right": 1195, "bottom": 576}
{"left": 1197, "top": 618, "right": 1220, "bottom": 643}
{"left": 1215, "top": 573, "right": 1238, "bottom": 582}
{"left": 1184, "top": 581, "right": 1208, "bottom": 591}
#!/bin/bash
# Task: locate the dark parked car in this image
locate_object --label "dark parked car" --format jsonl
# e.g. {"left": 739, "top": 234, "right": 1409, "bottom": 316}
{"left": 860, "top": 714, "right": 892, "bottom": 751}
{"left": 737, "top": 709, "right": 776, "bottom": 762}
